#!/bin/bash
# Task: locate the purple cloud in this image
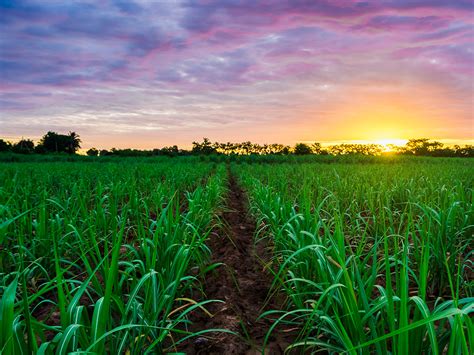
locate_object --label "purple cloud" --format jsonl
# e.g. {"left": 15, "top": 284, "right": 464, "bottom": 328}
{"left": 354, "top": 15, "right": 450, "bottom": 31}
{"left": 0, "top": 0, "right": 473, "bottom": 147}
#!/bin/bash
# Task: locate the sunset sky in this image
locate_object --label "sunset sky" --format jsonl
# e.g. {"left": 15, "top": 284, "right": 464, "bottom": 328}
{"left": 1, "top": 0, "right": 473, "bottom": 149}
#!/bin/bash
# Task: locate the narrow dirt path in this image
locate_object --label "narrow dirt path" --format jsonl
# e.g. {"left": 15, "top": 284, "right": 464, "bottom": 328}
{"left": 181, "top": 169, "right": 292, "bottom": 354}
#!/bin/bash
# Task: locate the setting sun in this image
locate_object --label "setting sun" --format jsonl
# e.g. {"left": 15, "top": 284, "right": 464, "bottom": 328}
{"left": 322, "top": 93, "right": 432, "bottom": 143}
{"left": 374, "top": 139, "right": 408, "bottom": 152}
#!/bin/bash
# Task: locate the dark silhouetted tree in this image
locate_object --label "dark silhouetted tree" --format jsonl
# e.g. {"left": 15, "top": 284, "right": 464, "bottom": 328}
{"left": 404, "top": 138, "right": 443, "bottom": 156}
{"left": 12, "top": 139, "right": 35, "bottom": 154}
{"left": 39, "top": 131, "right": 61, "bottom": 153}
{"left": 455, "top": 145, "right": 474, "bottom": 157}
{"left": 86, "top": 148, "right": 99, "bottom": 156}
{"left": 0, "top": 139, "right": 11, "bottom": 152}
{"left": 192, "top": 138, "right": 216, "bottom": 155}
{"left": 39, "top": 131, "right": 81, "bottom": 154}
{"left": 66, "top": 131, "right": 81, "bottom": 154}
{"left": 35, "top": 144, "right": 47, "bottom": 154}
{"left": 311, "top": 142, "right": 323, "bottom": 154}
{"left": 327, "top": 144, "right": 383, "bottom": 155}
{"left": 293, "top": 143, "right": 312, "bottom": 155}
{"left": 160, "top": 145, "right": 179, "bottom": 156}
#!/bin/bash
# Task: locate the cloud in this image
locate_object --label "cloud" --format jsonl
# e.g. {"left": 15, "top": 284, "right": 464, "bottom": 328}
{"left": 354, "top": 15, "right": 450, "bottom": 31}
{"left": 0, "top": 0, "right": 472, "bottom": 146}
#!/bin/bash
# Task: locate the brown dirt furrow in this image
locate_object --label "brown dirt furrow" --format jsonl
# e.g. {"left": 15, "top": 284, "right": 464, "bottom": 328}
{"left": 180, "top": 169, "right": 293, "bottom": 354}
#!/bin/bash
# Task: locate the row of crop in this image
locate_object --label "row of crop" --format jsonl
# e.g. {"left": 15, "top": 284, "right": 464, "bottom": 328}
{"left": 235, "top": 161, "right": 473, "bottom": 354}
{"left": 0, "top": 162, "right": 227, "bottom": 354}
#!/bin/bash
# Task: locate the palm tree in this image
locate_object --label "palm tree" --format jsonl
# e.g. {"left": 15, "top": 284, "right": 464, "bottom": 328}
{"left": 67, "top": 132, "right": 81, "bottom": 154}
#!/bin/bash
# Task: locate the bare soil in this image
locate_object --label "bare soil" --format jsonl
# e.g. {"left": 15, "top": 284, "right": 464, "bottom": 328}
{"left": 179, "top": 170, "right": 294, "bottom": 354}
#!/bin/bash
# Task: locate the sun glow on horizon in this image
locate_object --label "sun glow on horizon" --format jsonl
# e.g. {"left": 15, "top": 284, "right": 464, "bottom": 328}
{"left": 316, "top": 91, "right": 440, "bottom": 145}
{"left": 374, "top": 138, "right": 408, "bottom": 152}
{"left": 315, "top": 138, "right": 408, "bottom": 149}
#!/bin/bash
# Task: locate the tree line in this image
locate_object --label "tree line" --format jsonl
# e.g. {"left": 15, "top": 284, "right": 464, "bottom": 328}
{"left": 0, "top": 131, "right": 81, "bottom": 154}
{"left": 0, "top": 133, "right": 472, "bottom": 157}
{"left": 193, "top": 138, "right": 473, "bottom": 157}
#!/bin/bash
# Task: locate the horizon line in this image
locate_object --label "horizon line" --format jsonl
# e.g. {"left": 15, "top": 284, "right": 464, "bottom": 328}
{"left": 2, "top": 135, "right": 473, "bottom": 152}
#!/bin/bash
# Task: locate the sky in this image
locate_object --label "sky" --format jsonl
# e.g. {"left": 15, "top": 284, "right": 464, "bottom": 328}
{"left": 1, "top": 0, "right": 473, "bottom": 149}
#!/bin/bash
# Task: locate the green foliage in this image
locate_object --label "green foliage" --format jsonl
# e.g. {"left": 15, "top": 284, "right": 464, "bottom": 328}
{"left": 0, "top": 159, "right": 227, "bottom": 353}
{"left": 235, "top": 159, "right": 473, "bottom": 354}
{"left": 1, "top": 155, "right": 473, "bottom": 354}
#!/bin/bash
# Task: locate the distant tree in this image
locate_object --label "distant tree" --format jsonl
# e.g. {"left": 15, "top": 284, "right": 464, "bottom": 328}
{"left": 66, "top": 131, "right": 81, "bottom": 154}
{"left": 293, "top": 143, "right": 312, "bottom": 155}
{"left": 39, "top": 131, "right": 81, "bottom": 154}
{"left": 328, "top": 144, "right": 344, "bottom": 155}
{"left": 327, "top": 144, "right": 383, "bottom": 155}
{"left": 99, "top": 149, "right": 110, "bottom": 156}
{"left": 12, "top": 139, "right": 35, "bottom": 154}
{"left": 281, "top": 145, "right": 291, "bottom": 155}
{"left": 267, "top": 143, "right": 287, "bottom": 155}
{"left": 39, "top": 131, "right": 61, "bottom": 153}
{"left": 456, "top": 145, "right": 474, "bottom": 157}
{"left": 240, "top": 141, "right": 253, "bottom": 155}
{"left": 192, "top": 138, "right": 216, "bottom": 155}
{"left": 160, "top": 145, "right": 179, "bottom": 156}
{"left": 223, "top": 142, "right": 236, "bottom": 154}
{"left": 86, "top": 148, "right": 99, "bottom": 156}
{"left": 0, "top": 139, "right": 11, "bottom": 152}
{"left": 311, "top": 142, "right": 323, "bottom": 154}
{"left": 404, "top": 138, "right": 443, "bottom": 156}
{"left": 35, "top": 144, "right": 47, "bottom": 154}
{"left": 215, "top": 142, "right": 234, "bottom": 155}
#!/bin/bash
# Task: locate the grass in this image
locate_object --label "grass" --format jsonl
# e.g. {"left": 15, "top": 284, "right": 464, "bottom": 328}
{"left": 235, "top": 159, "right": 473, "bottom": 354}
{"left": 0, "top": 160, "right": 227, "bottom": 353}
{"left": 1, "top": 156, "right": 473, "bottom": 354}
